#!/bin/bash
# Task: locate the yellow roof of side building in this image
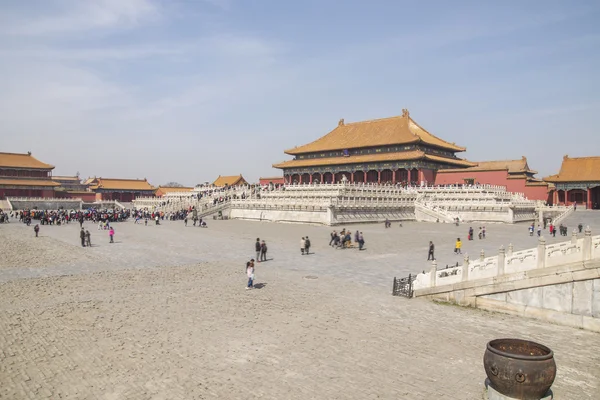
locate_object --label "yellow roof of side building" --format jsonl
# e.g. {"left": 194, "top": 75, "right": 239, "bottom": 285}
{"left": 284, "top": 110, "right": 466, "bottom": 155}
{"left": 544, "top": 155, "right": 600, "bottom": 182}
{"left": 212, "top": 175, "right": 248, "bottom": 186}
{"left": 89, "top": 178, "right": 155, "bottom": 191}
{"left": 0, "top": 152, "right": 54, "bottom": 169}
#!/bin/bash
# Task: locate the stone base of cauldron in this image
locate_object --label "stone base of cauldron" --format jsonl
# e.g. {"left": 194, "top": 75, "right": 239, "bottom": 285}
{"left": 484, "top": 379, "right": 553, "bottom": 400}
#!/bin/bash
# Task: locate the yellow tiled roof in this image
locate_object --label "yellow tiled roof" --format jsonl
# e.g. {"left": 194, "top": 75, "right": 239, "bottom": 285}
{"left": 284, "top": 111, "right": 466, "bottom": 155}
{"left": 89, "top": 178, "right": 155, "bottom": 191}
{"left": 52, "top": 176, "right": 80, "bottom": 181}
{"left": 0, "top": 152, "right": 54, "bottom": 169}
{"left": 438, "top": 157, "right": 535, "bottom": 174}
{"left": 273, "top": 151, "right": 475, "bottom": 168}
{"left": 213, "top": 175, "right": 248, "bottom": 187}
{"left": 0, "top": 179, "right": 60, "bottom": 187}
{"left": 156, "top": 186, "right": 193, "bottom": 192}
{"left": 544, "top": 155, "right": 600, "bottom": 182}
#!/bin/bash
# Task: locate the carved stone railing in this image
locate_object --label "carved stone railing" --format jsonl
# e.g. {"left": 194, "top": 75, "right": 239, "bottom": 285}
{"left": 413, "top": 228, "right": 599, "bottom": 291}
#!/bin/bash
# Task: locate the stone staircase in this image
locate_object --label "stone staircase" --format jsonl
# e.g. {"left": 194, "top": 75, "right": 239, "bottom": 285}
{"left": 414, "top": 200, "right": 457, "bottom": 223}
{"left": 0, "top": 199, "right": 12, "bottom": 211}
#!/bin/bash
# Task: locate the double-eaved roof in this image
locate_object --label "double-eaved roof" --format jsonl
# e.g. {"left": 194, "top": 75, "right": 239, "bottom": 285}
{"left": 89, "top": 178, "right": 155, "bottom": 191}
{"left": 544, "top": 155, "right": 600, "bottom": 182}
{"left": 284, "top": 110, "right": 465, "bottom": 155}
{"left": 274, "top": 150, "right": 474, "bottom": 169}
{"left": 0, "top": 152, "right": 54, "bottom": 170}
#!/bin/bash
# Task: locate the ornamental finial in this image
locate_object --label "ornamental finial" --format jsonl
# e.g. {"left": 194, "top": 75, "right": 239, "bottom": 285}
{"left": 402, "top": 108, "right": 409, "bottom": 118}
{"left": 338, "top": 118, "right": 344, "bottom": 126}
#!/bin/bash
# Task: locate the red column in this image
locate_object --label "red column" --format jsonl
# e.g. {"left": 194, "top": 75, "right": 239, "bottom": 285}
{"left": 407, "top": 169, "right": 411, "bottom": 183}
{"left": 553, "top": 190, "right": 558, "bottom": 206}
{"left": 309, "top": 174, "right": 313, "bottom": 184}
{"left": 363, "top": 171, "right": 367, "bottom": 183}
{"left": 320, "top": 173, "right": 323, "bottom": 183}
{"left": 588, "top": 188, "right": 592, "bottom": 209}
{"left": 377, "top": 170, "right": 381, "bottom": 183}
{"left": 351, "top": 172, "right": 354, "bottom": 183}
{"left": 392, "top": 170, "right": 396, "bottom": 184}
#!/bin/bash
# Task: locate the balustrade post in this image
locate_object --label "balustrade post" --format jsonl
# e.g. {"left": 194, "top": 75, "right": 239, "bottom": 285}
{"left": 479, "top": 249, "right": 485, "bottom": 261}
{"left": 461, "top": 255, "right": 469, "bottom": 281}
{"left": 571, "top": 229, "right": 578, "bottom": 245}
{"left": 497, "top": 246, "right": 505, "bottom": 276}
{"left": 583, "top": 226, "right": 592, "bottom": 261}
{"left": 537, "top": 236, "right": 546, "bottom": 269}
{"left": 430, "top": 260, "right": 437, "bottom": 287}
{"left": 507, "top": 243, "right": 513, "bottom": 257}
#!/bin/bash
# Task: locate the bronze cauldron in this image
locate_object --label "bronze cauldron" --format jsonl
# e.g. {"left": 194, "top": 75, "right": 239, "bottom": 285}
{"left": 484, "top": 338, "right": 556, "bottom": 399}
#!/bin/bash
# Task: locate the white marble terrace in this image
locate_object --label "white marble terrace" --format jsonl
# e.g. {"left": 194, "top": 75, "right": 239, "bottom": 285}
{"left": 133, "top": 183, "right": 572, "bottom": 225}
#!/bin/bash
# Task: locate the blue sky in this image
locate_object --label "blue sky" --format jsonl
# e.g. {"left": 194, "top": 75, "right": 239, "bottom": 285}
{"left": 1, "top": 0, "right": 599, "bottom": 185}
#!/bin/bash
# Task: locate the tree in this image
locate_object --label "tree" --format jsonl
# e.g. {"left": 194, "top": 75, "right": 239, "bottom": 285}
{"left": 163, "top": 182, "right": 184, "bottom": 187}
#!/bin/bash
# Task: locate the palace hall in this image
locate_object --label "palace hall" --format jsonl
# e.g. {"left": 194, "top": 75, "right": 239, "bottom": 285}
{"left": 544, "top": 155, "right": 600, "bottom": 209}
{"left": 0, "top": 152, "right": 59, "bottom": 199}
{"left": 273, "top": 109, "right": 474, "bottom": 184}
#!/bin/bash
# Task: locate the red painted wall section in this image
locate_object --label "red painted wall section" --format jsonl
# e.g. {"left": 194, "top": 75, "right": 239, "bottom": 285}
{"left": 259, "top": 177, "right": 285, "bottom": 185}
{"left": 421, "top": 169, "right": 436, "bottom": 184}
{"left": 435, "top": 170, "right": 549, "bottom": 201}
{"left": 435, "top": 170, "right": 507, "bottom": 186}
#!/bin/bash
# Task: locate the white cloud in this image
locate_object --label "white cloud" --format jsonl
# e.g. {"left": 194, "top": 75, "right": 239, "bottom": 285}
{"left": 4, "top": 0, "right": 160, "bottom": 36}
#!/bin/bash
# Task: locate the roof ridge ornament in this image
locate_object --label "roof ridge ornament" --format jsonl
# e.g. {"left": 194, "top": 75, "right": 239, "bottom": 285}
{"left": 338, "top": 118, "right": 344, "bottom": 126}
{"left": 402, "top": 109, "right": 409, "bottom": 118}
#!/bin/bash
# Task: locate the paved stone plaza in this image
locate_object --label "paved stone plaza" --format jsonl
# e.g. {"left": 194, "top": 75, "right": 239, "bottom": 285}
{"left": 1, "top": 211, "right": 599, "bottom": 399}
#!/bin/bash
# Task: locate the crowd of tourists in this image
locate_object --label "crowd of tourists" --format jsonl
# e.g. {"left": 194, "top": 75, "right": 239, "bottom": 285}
{"left": 327, "top": 229, "right": 365, "bottom": 250}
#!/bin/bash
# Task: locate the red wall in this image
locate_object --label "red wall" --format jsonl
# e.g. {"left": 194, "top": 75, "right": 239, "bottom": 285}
{"left": 435, "top": 170, "right": 549, "bottom": 201}
{"left": 0, "top": 188, "right": 55, "bottom": 199}
{"left": 260, "top": 177, "right": 285, "bottom": 185}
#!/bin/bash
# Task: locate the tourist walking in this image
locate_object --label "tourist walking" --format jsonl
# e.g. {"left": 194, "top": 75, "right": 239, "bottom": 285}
{"left": 358, "top": 232, "right": 365, "bottom": 250}
{"left": 109, "top": 227, "right": 115, "bottom": 243}
{"left": 255, "top": 238, "right": 261, "bottom": 261}
{"left": 260, "top": 240, "right": 267, "bottom": 262}
{"left": 300, "top": 237, "right": 306, "bottom": 255}
{"left": 482, "top": 226, "right": 486, "bottom": 239}
{"left": 537, "top": 225, "right": 541, "bottom": 237}
{"left": 428, "top": 241, "right": 435, "bottom": 261}
{"left": 80, "top": 228, "right": 86, "bottom": 247}
{"left": 34, "top": 224, "right": 39, "bottom": 237}
{"left": 85, "top": 230, "right": 92, "bottom": 247}
{"left": 246, "top": 259, "right": 255, "bottom": 290}
{"left": 455, "top": 238, "right": 462, "bottom": 254}
{"left": 529, "top": 224, "right": 534, "bottom": 236}
{"left": 304, "top": 236, "right": 311, "bottom": 255}
{"left": 329, "top": 231, "right": 336, "bottom": 246}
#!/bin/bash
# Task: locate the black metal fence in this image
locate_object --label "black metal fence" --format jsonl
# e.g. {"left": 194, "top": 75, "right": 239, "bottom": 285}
{"left": 392, "top": 274, "right": 415, "bottom": 298}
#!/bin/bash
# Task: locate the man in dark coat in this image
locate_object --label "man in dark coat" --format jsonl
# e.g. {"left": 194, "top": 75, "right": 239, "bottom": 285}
{"left": 80, "top": 228, "right": 86, "bottom": 247}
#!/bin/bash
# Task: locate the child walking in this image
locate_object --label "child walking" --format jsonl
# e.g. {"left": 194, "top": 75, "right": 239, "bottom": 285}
{"left": 246, "top": 259, "right": 255, "bottom": 290}
{"left": 109, "top": 227, "right": 115, "bottom": 243}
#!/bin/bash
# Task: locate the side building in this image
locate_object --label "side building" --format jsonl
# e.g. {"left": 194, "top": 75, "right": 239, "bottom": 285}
{"left": 435, "top": 157, "right": 550, "bottom": 201}
{"left": 544, "top": 155, "right": 600, "bottom": 209}
{"left": 213, "top": 175, "right": 248, "bottom": 187}
{"left": 273, "top": 109, "right": 474, "bottom": 184}
{"left": 89, "top": 178, "right": 155, "bottom": 202}
{"left": 0, "top": 151, "right": 59, "bottom": 199}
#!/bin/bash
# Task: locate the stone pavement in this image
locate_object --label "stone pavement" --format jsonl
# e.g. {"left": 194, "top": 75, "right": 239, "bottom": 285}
{"left": 0, "top": 211, "right": 599, "bottom": 399}
{"left": 2, "top": 210, "right": 600, "bottom": 288}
